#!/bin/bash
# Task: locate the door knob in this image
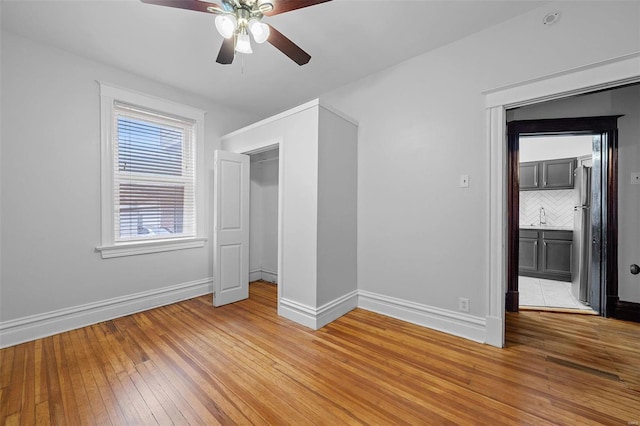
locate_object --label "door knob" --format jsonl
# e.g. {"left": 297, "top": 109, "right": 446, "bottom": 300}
{"left": 631, "top": 264, "right": 640, "bottom": 275}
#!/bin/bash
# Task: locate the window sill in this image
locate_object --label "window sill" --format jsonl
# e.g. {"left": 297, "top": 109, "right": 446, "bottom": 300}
{"left": 96, "top": 237, "right": 207, "bottom": 259}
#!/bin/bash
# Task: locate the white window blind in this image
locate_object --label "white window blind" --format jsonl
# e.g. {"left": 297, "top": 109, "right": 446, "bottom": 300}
{"left": 113, "top": 102, "right": 196, "bottom": 242}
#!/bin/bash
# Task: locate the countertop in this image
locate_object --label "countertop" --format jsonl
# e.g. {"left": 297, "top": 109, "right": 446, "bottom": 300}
{"left": 520, "top": 225, "right": 573, "bottom": 231}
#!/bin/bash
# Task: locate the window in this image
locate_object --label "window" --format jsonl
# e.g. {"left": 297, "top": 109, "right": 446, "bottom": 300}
{"left": 115, "top": 104, "right": 194, "bottom": 241}
{"left": 98, "top": 83, "right": 206, "bottom": 258}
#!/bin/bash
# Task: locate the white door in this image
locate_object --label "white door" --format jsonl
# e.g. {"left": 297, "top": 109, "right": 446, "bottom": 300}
{"left": 213, "top": 150, "right": 250, "bottom": 306}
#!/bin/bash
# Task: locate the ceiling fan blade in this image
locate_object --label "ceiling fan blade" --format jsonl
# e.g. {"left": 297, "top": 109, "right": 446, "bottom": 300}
{"left": 216, "top": 37, "right": 235, "bottom": 64}
{"left": 264, "top": 0, "right": 332, "bottom": 17}
{"left": 140, "top": 0, "right": 226, "bottom": 14}
{"left": 266, "top": 25, "right": 311, "bottom": 66}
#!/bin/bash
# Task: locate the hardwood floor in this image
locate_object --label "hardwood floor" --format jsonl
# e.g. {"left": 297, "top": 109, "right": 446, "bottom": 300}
{"left": 1, "top": 281, "right": 639, "bottom": 425}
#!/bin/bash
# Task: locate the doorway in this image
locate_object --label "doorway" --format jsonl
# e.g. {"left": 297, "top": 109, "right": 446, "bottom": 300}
{"left": 484, "top": 55, "right": 640, "bottom": 347}
{"left": 506, "top": 116, "right": 620, "bottom": 317}
{"left": 212, "top": 142, "right": 283, "bottom": 309}
{"left": 248, "top": 147, "right": 279, "bottom": 289}
{"left": 516, "top": 134, "right": 597, "bottom": 313}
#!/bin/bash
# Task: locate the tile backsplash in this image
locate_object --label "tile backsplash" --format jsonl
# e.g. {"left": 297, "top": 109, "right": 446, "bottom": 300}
{"left": 520, "top": 189, "right": 575, "bottom": 228}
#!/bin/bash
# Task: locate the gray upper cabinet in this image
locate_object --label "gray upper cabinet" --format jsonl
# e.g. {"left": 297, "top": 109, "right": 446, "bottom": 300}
{"left": 519, "top": 162, "right": 539, "bottom": 190}
{"left": 541, "top": 158, "right": 576, "bottom": 189}
{"left": 520, "top": 157, "right": 576, "bottom": 190}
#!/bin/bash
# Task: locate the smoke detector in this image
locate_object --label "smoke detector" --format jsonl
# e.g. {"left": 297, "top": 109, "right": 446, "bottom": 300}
{"left": 543, "top": 11, "right": 561, "bottom": 25}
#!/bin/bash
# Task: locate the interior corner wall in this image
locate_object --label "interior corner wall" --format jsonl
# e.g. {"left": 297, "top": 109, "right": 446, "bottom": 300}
{"left": 316, "top": 107, "right": 358, "bottom": 306}
{"left": 319, "top": 1, "right": 640, "bottom": 324}
{"left": 0, "top": 30, "right": 257, "bottom": 343}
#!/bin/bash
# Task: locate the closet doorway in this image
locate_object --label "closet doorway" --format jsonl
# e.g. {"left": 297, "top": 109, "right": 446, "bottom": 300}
{"left": 249, "top": 147, "right": 280, "bottom": 297}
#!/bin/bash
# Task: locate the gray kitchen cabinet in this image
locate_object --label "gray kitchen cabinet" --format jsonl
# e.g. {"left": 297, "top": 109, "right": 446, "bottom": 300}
{"left": 519, "top": 229, "right": 573, "bottom": 281}
{"left": 518, "top": 230, "right": 538, "bottom": 272}
{"left": 519, "top": 162, "right": 539, "bottom": 190}
{"left": 541, "top": 158, "right": 576, "bottom": 189}
{"left": 520, "top": 157, "right": 576, "bottom": 190}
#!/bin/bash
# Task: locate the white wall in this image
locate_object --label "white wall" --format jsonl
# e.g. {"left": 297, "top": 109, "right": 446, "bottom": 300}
{"left": 249, "top": 157, "right": 278, "bottom": 281}
{"left": 317, "top": 108, "right": 358, "bottom": 306}
{"left": 520, "top": 135, "right": 593, "bottom": 163}
{"left": 0, "top": 32, "right": 257, "bottom": 336}
{"left": 320, "top": 1, "right": 640, "bottom": 320}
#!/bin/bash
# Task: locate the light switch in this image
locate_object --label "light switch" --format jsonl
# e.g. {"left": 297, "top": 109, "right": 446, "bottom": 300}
{"left": 459, "top": 174, "right": 469, "bottom": 188}
{"left": 631, "top": 172, "right": 640, "bottom": 185}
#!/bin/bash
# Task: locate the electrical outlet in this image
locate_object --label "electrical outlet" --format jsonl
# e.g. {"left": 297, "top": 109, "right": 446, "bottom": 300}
{"left": 459, "top": 174, "right": 469, "bottom": 188}
{"left": 631, "top": 172, "right": 640, "bottom": 185}
{"left": 458, "top": 297, "right": 470, "bottom": 313}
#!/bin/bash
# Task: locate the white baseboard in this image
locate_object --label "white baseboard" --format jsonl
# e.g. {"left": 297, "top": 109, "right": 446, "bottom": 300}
{"left": 278, "top": 299, "right": 317, "bottom": 329}
{"left": 357, "top": 290, "right": 487, "bottom": 344}
{"left": 1, "top": 278, "right": 493, "bottom": 348}
{"left": 485, "top": 316, "right": 504, "bottom": 348}
{"left": 0, "top": 277, "right": 213, "bottom": 348}
{"left": 279, "top": 290, "right": 358, "bottom": 330}
{"left": 260, "top": 269, "right": 278, "bottom": 284}
{"left": 249, "top": 269, "right": 278, "bottom": 284}
{"left": 249, "top": 270, "right": 262, "bottom": 282}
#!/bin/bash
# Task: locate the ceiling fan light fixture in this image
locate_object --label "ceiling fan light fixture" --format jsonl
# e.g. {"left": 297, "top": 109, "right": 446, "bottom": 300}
{"left": 257, "top": 0, "right": 274, "bottom": 14}
{"left": 248, "top": 19, "right": 270, "bottom": 44}
{"left": 215, "top": 14, "right": 238, "bottom": 39}
{"left": 235, "top": 32, "right": 253, "bottom": 54}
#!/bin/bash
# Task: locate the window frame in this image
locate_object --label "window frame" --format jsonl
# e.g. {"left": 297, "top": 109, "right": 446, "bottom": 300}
{"left": 97, "top": 82, "right": 206, "bottom": 258}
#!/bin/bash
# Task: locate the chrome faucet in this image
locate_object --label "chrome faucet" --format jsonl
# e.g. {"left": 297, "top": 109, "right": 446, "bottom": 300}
{"left": 539, "top": 207, "right": 546, "bottom": 225}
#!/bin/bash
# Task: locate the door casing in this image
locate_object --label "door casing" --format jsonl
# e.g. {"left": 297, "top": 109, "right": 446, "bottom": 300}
{"left": 505, "top": 117, "right": 621, "bottom": 316}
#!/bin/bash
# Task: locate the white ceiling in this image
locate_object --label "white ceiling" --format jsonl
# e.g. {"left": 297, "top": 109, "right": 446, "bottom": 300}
{"left": 1, "top": 0, "right": 547, "bottom": 118}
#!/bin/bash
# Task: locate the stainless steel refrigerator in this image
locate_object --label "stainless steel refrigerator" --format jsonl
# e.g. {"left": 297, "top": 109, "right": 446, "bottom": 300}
{"left": 572, "top": 165, "right": 592, "bottom": 304}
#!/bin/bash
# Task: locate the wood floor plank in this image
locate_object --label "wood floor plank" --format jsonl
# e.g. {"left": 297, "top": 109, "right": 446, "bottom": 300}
{"left": 34, "top": 401, "right": 50, "bottom": 426}
{"left": 17, "top": 341, "right": 36, "bottom": 426}
{"left": 1, "top": 281, "right": 639, "bottom": 425}
{"left": 33, "top": 340, "right": 44, "bottom": 407}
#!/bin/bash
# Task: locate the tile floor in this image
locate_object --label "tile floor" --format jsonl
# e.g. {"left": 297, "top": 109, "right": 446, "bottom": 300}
{"left": 519, "top": 276, "right": 594, "bottom": 311}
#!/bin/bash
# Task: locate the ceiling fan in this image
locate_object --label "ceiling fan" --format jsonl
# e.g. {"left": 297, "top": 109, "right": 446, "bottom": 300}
{"left": 141, "top": 0, "right": 331, "bottom": 66}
